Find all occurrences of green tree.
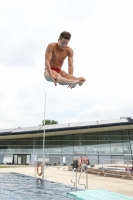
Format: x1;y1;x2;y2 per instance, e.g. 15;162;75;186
40;119;58;126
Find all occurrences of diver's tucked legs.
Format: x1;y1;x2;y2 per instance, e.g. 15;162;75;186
59;70;86;86
44;70;80;88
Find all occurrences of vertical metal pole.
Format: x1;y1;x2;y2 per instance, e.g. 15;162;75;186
75;170;77;189
61;156;62;166
42;91;46;181
34;139;36;179
86;172;88;189
101;159;103;168
60;156;62;166
35;162;36;179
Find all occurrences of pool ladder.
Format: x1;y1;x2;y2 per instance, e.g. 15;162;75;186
71;168;88;189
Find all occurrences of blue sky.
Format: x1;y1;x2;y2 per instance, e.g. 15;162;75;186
0;0;133;128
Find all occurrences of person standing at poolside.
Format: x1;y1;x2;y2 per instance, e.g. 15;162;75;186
44;31;86;89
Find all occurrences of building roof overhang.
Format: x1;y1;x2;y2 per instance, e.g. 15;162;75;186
0;118;133;139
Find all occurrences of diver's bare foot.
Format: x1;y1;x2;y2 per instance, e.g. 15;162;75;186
79;77;86;86
68;80;80;89
79;80;85;86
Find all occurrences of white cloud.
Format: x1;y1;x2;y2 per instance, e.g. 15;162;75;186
0;0;133;128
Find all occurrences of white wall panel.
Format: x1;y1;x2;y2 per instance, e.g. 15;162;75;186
3;154;13;164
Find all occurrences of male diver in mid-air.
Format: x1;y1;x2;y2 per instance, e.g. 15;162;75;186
44;31;86;89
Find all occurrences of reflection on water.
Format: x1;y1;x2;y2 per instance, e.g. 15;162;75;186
0;172;78;200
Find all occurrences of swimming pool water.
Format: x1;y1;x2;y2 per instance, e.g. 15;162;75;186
0;172;80;200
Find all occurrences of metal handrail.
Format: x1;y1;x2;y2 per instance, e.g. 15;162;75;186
71;168;77;188
78;171;88;189
78;165;88;189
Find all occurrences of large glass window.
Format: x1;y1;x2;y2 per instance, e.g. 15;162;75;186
97;132;110;141
16;146;27;153
98;142;110;154
38;147;43;154
0;139;7;153
5;146;16;153
74;134;85;154
111;142;123;154
0;146;6;153
35;140;42;146
97;132;110;154
110;131;122;141
45;137;50;153
6;140;17;146
121;130;129;141
129;130;133;139
110;131;123;154
129;130;133;141
0;140;7;145
86;143;99;154
27;139;34;146
27;146;33;153
50;136;62;153
34;146;39;153
62;141;73;154
62;135;73;154
128;130;133;154
0;154;4;164
74;141;85;154
86;133;98;154
17;139;28;145
86;133;97;141
35;139;43;153
1;129;133;159
123;142;131;154
130;141;133;156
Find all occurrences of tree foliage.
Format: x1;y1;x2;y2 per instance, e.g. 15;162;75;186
40;119;58;125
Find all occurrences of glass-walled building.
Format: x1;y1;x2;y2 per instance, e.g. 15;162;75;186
0;118;133;165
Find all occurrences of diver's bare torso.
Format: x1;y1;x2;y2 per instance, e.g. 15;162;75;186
49;42;72;71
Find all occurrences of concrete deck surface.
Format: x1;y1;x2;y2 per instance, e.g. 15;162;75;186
0;165;133;198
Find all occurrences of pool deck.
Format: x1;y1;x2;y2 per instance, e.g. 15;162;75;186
0;165;133;198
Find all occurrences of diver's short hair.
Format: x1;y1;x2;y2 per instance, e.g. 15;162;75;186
59;31;71;40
